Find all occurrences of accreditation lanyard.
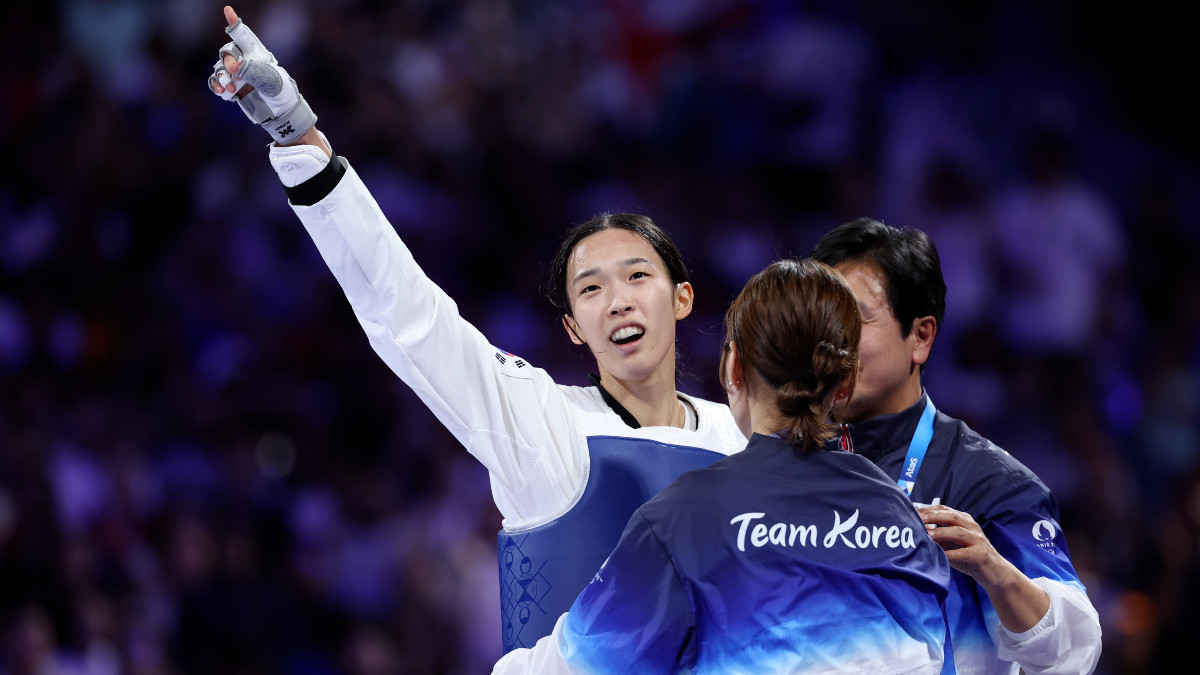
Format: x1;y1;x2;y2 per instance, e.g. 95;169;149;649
897;398;936;499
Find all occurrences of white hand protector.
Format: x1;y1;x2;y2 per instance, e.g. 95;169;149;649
208;18;317;144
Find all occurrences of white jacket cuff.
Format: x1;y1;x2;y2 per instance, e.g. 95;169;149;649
994;577;1102;674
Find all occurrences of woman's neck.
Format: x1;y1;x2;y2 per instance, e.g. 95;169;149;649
599;368;684;428
750;403;790;437
747;394;830;438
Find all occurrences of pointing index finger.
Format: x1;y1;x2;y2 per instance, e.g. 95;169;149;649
223;6;265;55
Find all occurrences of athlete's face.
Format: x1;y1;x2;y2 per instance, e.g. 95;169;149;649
563;229;693;385
834;260;929;422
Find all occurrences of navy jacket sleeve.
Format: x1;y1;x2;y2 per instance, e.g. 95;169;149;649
560;511;696;674
956;452;1084;593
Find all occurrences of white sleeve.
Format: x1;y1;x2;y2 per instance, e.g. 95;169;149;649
492;614;579;675
286;160;582;528
991;577;1102;675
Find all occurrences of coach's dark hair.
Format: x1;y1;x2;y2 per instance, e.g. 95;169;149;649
548;213;691;317
809;218;946;343
720;259;861;453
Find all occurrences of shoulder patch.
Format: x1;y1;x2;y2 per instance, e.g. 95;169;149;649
494;348;532;378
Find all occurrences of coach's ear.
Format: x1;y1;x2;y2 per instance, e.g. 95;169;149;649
909;315;937;370
563;315;586;346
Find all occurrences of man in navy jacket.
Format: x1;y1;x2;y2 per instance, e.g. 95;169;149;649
811;218;1102;674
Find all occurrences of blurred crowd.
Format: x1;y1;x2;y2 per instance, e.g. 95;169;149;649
1;0;1198;673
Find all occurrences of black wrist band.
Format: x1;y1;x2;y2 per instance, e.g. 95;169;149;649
284;155;347;206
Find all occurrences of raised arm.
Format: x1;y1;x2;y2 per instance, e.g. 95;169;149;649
205;7;582;529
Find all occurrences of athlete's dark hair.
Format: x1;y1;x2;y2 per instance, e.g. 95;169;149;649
720;259;861;453
809;218;946;342
547;213;691;317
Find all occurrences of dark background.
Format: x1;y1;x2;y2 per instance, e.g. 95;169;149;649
1;1;1197;673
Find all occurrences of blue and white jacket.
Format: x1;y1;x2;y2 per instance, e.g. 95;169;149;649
495;434;954;674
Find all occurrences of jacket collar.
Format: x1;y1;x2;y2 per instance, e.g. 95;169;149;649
846;391;929;462
589;373;641;429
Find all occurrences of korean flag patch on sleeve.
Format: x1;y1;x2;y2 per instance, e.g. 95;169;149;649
494;348;532;378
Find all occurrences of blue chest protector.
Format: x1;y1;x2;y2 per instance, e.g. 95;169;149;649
497;435;724;653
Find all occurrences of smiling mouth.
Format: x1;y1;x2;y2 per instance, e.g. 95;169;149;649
611;326;645;345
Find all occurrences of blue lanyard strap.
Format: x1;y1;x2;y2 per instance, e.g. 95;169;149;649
897;398;936;498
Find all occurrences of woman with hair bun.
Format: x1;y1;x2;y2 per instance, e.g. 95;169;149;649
495;259;954;674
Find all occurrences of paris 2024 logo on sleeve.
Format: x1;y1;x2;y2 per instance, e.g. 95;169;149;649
1032;519;1058;553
